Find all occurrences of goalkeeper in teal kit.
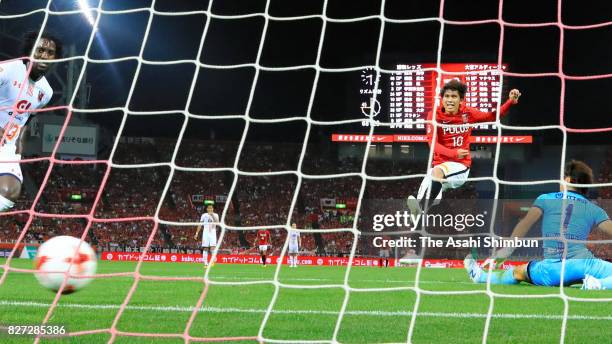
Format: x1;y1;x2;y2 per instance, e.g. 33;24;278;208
464;160;612;290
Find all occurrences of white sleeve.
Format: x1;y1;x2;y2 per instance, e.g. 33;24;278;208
0;63;12;87
0;64;13;128
0;113;10;128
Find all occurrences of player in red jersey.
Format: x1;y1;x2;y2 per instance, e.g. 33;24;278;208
254;228;271;267
407;79;521;213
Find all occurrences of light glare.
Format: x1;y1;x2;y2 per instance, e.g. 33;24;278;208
77;0;95;25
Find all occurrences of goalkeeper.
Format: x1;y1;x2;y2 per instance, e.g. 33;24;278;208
464;160;612;290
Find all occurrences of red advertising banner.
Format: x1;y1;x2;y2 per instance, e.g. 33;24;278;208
332;134;532;144
0;243;40;249
331;134;395;143
101;252;398;267
101;252;526;269
471;136;533;144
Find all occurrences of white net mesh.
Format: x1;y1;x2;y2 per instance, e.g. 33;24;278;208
0;0;610;342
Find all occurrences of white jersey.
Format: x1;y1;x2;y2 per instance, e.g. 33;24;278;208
288;230;300;246
0;61;52;154
199;212;219;236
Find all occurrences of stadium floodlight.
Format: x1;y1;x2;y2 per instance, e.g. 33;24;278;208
77;0;95;26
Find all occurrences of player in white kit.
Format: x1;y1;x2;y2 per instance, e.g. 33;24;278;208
194;205;219;267
287;223;301;268
0;32;61;212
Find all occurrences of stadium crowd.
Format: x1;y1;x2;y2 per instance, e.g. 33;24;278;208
0;140;610;261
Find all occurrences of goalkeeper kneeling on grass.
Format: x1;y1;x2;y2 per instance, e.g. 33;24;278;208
464;160;612;290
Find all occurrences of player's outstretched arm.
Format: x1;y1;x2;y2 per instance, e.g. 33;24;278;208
596;220;612;237
471;89;521;123
510;206;541;238
495;206;542;259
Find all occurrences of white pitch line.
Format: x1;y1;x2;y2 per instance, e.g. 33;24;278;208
147;274;476;285
209;275;473;284
0;300;610;321
25;272;473;285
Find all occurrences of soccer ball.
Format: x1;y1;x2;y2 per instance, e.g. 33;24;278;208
34;236;97;293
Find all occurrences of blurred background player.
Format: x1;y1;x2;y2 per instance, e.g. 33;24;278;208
407;80;521;214
0;31;61;212
464;160;612;289
255;228;271;267
399;249;421;267
287;223;301;268
194;204;219;268
379;236;390;267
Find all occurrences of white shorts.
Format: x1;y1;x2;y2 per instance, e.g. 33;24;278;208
258;245;268;252
0;152;22;183
418;162;470;200
288;244;299;254
379;249;390;258
202;232;217;247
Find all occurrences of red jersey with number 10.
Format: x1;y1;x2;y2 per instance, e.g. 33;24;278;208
426;100;513;168
257;230;271;245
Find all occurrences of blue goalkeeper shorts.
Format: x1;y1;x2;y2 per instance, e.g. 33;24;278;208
527;258;612;287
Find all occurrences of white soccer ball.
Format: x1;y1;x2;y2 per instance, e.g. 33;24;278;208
34;236;97;293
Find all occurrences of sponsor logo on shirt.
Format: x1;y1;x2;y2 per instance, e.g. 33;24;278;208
15;100;32;114
442;125;470;135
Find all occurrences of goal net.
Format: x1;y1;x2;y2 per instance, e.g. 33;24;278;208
0;0;610;342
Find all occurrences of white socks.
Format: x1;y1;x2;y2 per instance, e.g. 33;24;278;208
203;250;208;265
0;194;14;212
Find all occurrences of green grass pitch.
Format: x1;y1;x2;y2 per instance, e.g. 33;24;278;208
0;258;610;343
